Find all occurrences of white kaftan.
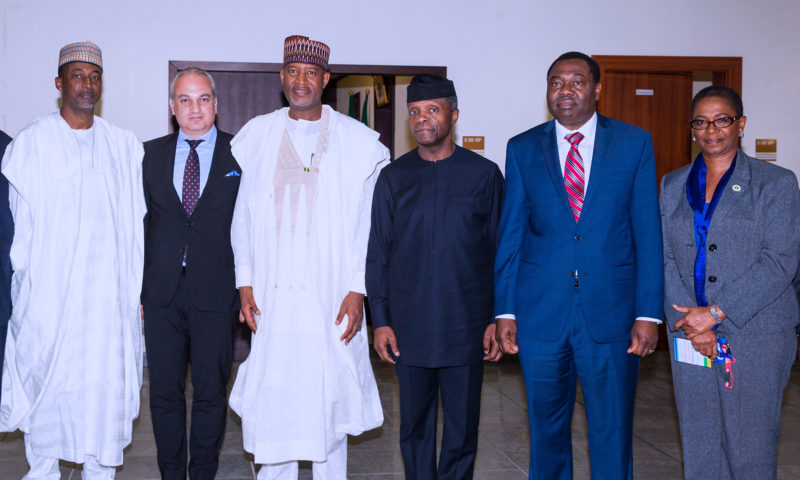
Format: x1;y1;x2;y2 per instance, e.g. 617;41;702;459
229;106;387;464
0;113;145;467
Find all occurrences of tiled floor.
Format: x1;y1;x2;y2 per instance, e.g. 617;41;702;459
2;350;800;479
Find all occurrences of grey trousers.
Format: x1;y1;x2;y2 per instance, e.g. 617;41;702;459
669;327;796;480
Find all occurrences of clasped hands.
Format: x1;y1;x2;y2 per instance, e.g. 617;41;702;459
672;304;723;359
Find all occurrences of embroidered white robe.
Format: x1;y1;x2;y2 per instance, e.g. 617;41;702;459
0;113;145;466
229;106;387;464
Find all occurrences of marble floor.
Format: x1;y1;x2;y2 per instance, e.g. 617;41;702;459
2;350;800;479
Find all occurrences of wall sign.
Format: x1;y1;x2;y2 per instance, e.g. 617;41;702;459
463;136;485;156
755;139;777;161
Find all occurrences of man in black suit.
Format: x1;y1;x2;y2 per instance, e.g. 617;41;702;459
142;67;241;480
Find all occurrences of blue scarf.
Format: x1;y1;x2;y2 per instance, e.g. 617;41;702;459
685;153;736;307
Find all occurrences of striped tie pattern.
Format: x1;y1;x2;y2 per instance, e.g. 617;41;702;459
564;132;585;222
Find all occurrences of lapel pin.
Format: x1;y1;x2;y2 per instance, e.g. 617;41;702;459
732;184;741;192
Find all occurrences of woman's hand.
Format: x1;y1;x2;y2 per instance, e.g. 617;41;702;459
691;330;718;360
673;304;722;339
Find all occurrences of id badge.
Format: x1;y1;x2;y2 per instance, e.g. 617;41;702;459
673;337;713;367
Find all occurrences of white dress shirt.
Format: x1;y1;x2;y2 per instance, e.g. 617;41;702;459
173;125;217;197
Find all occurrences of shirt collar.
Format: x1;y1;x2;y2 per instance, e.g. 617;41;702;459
555;112;597;146
177;125;217;146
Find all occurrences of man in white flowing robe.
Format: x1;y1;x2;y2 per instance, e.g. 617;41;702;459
229;35;387;479
0;41;145;479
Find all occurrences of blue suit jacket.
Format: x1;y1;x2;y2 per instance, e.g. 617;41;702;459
494;114;664;343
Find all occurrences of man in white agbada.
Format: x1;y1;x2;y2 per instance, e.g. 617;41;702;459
0;41;145;479
229;35;386;479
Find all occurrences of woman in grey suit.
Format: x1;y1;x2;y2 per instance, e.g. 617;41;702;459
661;86;800;479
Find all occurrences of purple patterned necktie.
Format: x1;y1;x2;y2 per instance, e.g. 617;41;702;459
182;139;203;264
182;139;203;216
564;132;585;222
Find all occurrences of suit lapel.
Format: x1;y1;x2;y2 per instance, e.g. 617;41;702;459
193;133;231;214
580;114;610;222
541;121;573;219
163;134;185;214
710;151;751;225
669;169;696;249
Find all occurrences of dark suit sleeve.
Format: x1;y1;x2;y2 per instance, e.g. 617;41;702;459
365;172;393;329
794;272;800;335
494;141;527;318
630;132;664;320
142;149;151;243
140;144;152;303
487;165;505;323
488;165;505;249
714;172;800;328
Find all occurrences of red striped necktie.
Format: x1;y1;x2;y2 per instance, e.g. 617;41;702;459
564;132;585;222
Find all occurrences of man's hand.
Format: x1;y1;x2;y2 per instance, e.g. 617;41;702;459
140;304;144;320
336;291;364;345
673;304;720;339
691;330;718;359
239;286;260;333
373;326;399;364
495;318;519;355
627;320;658;357
483;324;502;361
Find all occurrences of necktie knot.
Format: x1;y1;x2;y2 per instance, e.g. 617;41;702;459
186;139;203;150
566;132;584;146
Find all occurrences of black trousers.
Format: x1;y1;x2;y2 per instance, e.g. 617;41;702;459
144;273;235;480
395;362;484;480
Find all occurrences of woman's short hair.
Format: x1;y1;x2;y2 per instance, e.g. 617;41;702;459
691;85;743;117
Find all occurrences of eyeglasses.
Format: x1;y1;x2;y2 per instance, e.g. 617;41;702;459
689;115;741;130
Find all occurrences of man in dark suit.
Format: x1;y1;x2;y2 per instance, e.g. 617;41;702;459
493;52;664;479
367;75;504;479
0;130;12;406
142;67;241;480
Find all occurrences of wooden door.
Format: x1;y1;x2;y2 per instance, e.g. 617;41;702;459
594;55;742;187
600;71;693;185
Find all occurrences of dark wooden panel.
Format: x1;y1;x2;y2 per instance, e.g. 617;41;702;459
170;61;446;77
213;71;284;135
376;75;396;159
169;61;447;134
